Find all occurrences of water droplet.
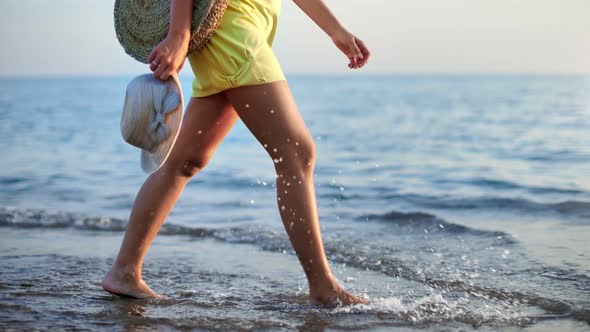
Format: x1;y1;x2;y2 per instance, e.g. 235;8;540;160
245;103;250;108
274;158;279;163
281;205;285;210
339;187;344;191
197;130;202;134
264;144;268;148
250;199;255;204
273;148;277;152
270;109;275;114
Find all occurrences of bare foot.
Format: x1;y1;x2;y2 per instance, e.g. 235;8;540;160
102;268;163;299
309;278;368;307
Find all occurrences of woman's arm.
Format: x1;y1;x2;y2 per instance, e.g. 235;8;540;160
291;0;370;69
148;0;194;80
168;0;194;39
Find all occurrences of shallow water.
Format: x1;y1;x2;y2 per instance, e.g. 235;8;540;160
1;74;589;330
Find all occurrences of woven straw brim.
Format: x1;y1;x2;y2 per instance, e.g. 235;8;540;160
114;0;228;64
188;0;229;54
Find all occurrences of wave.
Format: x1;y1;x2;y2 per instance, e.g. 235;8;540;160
355;210;512;239
380;193;590;220
0;205;586;324
0;206;512;241
442;177;587;196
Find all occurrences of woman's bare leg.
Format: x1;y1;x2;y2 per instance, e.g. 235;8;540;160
102;92;239;298
223;80;367;306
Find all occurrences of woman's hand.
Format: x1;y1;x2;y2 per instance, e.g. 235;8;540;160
330;28;370;69
147;32;190;81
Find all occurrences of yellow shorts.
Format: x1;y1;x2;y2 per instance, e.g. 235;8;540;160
187;0;286;98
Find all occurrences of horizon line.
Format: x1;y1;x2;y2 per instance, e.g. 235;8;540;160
1;71;589;80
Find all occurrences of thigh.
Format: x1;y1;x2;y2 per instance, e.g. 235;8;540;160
222;80;315;160
163;92;239;167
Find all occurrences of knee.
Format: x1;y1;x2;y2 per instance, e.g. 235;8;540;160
296;139;316;171
164;155;210;178
269;137;316;174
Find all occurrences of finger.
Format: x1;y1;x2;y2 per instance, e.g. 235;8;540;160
348;52;357;67
347;53;358;68
349;42;363;68
159;66;174;81
357;38;370;59
150;62;159;72
353;53;363;69
355;39;371;67
149;54;163;72
153;62;170;81
351;39;367;69
349;55;360;69
147;49;160;65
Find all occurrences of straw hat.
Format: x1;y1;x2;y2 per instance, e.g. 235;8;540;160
121;72;184;174
114;0;229;63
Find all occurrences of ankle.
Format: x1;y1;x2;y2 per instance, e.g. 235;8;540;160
108;262;142;283
308;273;340;294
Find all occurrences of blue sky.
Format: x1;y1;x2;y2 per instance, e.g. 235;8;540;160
1;0;589;77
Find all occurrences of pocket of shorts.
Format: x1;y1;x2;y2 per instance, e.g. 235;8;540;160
244;48;267;83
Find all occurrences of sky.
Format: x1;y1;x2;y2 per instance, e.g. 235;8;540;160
0;0;589;77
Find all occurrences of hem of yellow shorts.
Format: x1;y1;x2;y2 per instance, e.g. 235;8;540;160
190;76;287;98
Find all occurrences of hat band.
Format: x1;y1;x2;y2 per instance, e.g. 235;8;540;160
145;90;182;152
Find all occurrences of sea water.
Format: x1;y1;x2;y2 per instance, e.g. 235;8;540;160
1;74;589;331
